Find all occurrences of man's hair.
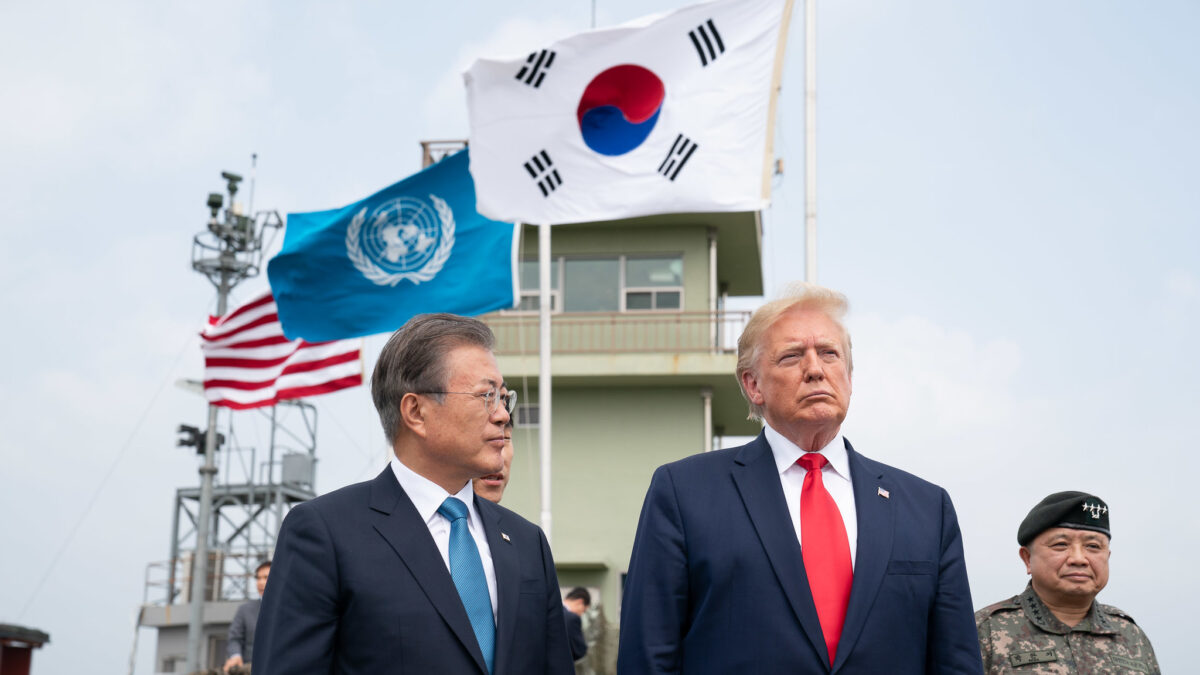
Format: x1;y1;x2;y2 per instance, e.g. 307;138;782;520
736;282;852;421
565;586;591;606
255;559;272;574
371;313;496;444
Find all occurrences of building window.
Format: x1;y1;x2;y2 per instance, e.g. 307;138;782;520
564;258;621;311
511;254;682;313
514;404;539;427
517;260;561;312
623;257;683;311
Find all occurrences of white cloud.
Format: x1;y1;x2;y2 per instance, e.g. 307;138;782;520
1164;268;1199;303
845;312;1025;445
0;2;261;161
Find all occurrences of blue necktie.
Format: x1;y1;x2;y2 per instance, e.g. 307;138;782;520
438;497;495;673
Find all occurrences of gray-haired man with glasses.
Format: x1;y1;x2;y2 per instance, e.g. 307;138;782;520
255;313;574;674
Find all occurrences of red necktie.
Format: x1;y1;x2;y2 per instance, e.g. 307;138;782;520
797;452;853;665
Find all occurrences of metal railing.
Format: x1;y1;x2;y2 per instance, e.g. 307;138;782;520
141;551;268;607
484;310;750;355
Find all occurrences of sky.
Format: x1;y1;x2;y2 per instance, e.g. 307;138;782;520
1;0;1197;672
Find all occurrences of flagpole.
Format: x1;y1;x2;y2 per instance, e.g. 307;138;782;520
537;222;553;543
804;0;817;283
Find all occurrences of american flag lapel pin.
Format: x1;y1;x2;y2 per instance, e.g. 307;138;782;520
877;487;890;499
501;532;511;542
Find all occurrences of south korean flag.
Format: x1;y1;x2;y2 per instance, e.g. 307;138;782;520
465;0;789;225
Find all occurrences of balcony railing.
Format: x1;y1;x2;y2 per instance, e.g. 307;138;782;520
140;550;268;607
485;310;750;355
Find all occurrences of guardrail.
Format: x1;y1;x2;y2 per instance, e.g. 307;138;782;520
141;551;268;606
485;310;750;355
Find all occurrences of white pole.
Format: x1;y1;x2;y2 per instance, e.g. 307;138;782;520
804;0;817;284
701;387;713;452
186;279;229;674
537;222;553;543
707;227;718;351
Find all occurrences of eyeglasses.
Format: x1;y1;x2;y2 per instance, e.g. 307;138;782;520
417;386;517;416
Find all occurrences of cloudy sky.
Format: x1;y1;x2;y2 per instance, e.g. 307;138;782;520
1;1;1196;672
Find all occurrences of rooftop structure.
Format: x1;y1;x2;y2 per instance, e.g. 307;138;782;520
0;623;50;675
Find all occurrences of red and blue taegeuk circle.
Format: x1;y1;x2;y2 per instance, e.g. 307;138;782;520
576;65;665;156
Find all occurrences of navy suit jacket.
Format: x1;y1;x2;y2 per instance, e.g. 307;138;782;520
254;468;574;674
565;609;587;661
617;435;983;674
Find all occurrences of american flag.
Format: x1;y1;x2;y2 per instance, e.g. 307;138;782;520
201;291;362;410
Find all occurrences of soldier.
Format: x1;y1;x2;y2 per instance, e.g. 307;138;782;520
975;491;1160;674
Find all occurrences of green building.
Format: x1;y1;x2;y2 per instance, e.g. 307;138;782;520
482;211;764;672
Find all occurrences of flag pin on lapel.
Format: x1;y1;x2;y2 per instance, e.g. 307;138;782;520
878;487;890;499
501;532;511;542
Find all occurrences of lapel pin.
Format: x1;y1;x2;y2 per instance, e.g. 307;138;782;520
501;532;511;542
877;487;890;499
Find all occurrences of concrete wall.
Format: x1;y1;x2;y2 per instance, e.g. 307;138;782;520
144;604;238;674
151;623;229;673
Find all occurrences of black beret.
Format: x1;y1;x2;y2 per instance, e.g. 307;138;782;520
1017;491;1110;546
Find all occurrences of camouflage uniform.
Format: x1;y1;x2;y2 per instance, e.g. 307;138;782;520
975;583;1159;674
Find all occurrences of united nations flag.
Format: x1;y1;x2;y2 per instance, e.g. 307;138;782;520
268;150;519;341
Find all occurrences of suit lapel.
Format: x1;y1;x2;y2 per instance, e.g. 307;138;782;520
367;469;488;674
477;497;518;675
832;439;893;672
731;433;831;667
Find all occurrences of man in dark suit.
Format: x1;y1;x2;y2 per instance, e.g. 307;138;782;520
223;559;269;673
618;284;982;674
254;313;574;674
563;587;591;662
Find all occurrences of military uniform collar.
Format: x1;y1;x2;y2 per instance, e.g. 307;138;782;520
1019;582;1118;635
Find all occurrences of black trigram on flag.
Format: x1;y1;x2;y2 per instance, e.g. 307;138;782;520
524;150;562;196
515;49;556;88
688;19;725;67
658;134;698;181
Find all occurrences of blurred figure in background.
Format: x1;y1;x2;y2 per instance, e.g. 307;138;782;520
563;587;590;662
224;559;269;674
473;417;514;503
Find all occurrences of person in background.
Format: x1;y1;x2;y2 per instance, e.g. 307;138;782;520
975;491;1160;674
224;559;269;674
472;422;588;663
562;587;590;662
473;418;514;503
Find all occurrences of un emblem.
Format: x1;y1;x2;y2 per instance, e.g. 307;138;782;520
346;195;455;286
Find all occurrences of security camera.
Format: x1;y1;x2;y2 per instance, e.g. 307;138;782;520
207;192;224;219
222;171;243;200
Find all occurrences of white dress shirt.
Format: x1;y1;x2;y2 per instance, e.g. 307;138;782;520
390;456;499;619
764;424;858;568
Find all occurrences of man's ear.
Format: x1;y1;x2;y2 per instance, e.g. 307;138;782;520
399;392;429;439
1018;546;1032;574
740;370;764;406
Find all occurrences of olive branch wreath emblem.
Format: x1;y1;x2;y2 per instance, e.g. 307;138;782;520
345;195;455;286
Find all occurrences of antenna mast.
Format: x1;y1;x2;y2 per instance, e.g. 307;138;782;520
184;170;282;674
